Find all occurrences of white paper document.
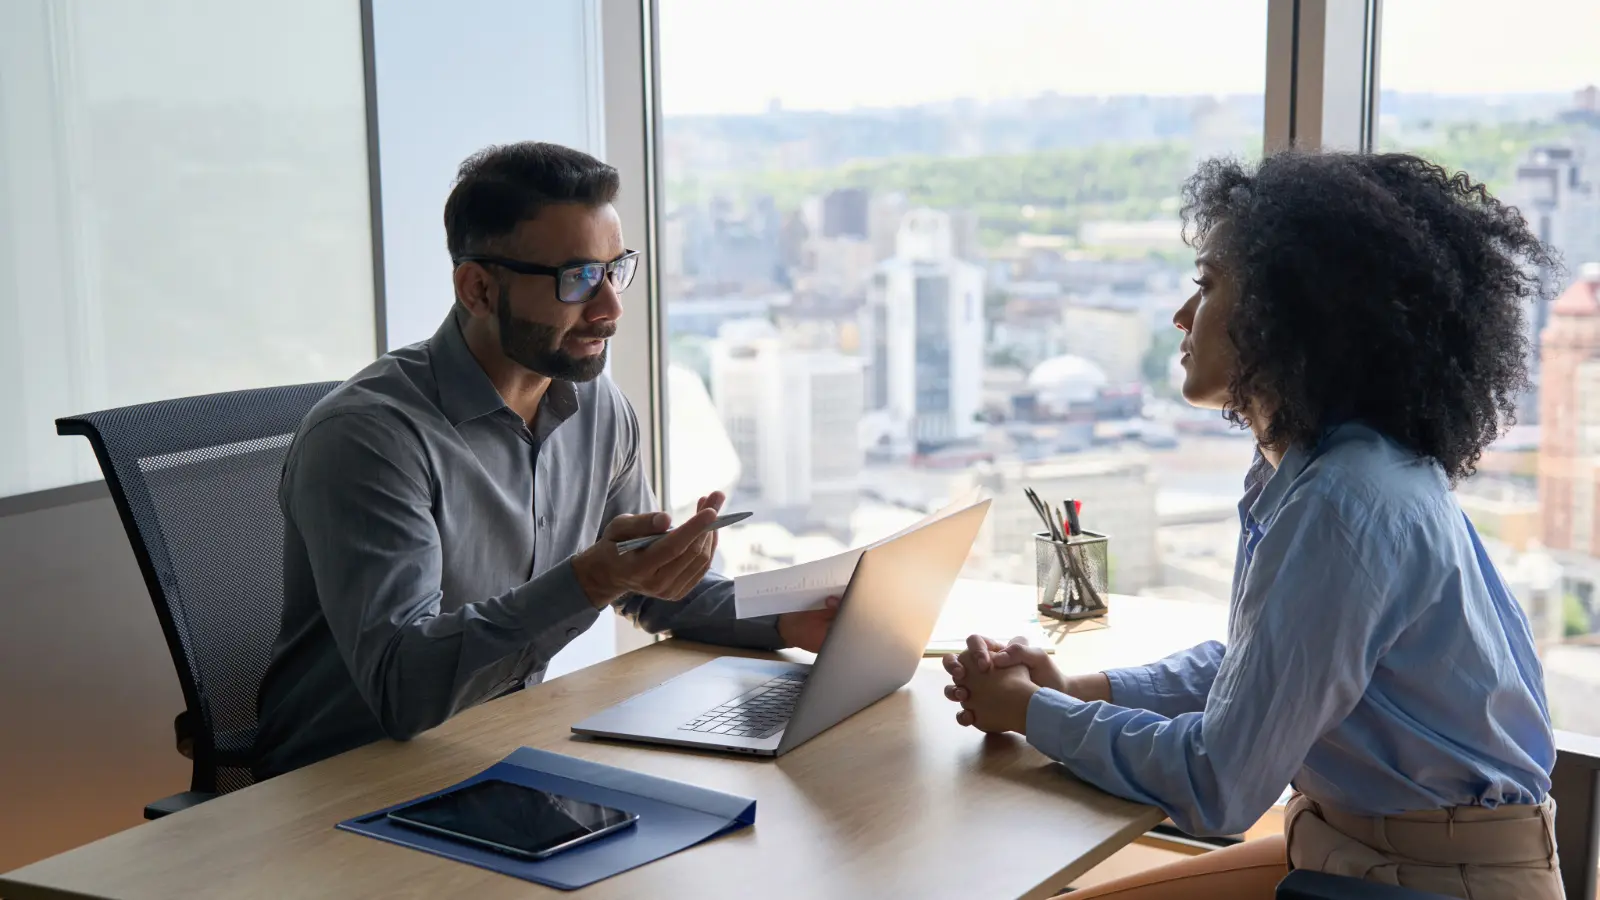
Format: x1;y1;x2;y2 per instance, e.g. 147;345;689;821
733;492;984;619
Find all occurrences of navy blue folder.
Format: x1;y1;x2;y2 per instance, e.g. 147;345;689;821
337;747;757;890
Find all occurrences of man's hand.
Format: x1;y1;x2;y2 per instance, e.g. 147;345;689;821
949;644;1040;735
572;492;726;608
777;596;840;652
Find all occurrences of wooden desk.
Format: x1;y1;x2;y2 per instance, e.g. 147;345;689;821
0;590;1226;900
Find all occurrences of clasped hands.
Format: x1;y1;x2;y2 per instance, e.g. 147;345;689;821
941;634;1066;735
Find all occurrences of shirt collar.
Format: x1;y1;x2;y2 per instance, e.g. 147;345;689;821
1247;441;1315;527
1245;422;1361;526
429;312;582;428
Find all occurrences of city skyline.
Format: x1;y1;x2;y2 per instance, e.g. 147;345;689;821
661;0;1600;116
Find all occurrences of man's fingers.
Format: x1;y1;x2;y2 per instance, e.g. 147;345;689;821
655;546;714;599
944;685;969;702
956;709;975;728
603;511;671;541
661;558;711;600
636;506;717;564
697;491;726;513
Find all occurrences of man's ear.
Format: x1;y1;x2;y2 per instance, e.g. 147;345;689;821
452;262;498;319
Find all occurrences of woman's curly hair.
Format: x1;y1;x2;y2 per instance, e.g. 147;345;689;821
1181;151;1557;483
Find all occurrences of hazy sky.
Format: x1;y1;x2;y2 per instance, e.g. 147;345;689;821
659;0;1600;115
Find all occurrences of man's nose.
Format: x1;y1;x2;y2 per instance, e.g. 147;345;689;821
585;280;623;322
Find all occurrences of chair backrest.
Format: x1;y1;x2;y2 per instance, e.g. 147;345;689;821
57;382;339;794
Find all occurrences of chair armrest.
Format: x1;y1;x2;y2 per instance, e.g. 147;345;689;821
1276;871;1450;899
144;791;218;820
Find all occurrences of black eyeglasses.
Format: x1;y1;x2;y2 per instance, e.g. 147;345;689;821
454;250;640;304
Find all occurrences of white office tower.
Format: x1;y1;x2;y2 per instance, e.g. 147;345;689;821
665;364;741;522
710;322;864;529
863;209;985;455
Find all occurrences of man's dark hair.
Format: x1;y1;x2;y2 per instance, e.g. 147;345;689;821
443;142;620;260
1181;151;1556;483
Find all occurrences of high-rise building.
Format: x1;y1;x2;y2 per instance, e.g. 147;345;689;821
682;195;784;288
820;188;870;239
1511;137;1600;422
867;192;909;262
710;325;865;529
863;209;985;453
1538;264;1600;555
801;235;877;297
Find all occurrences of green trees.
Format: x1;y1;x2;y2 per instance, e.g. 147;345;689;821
667;120;1569;247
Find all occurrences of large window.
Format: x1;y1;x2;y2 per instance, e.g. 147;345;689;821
659;0;1266;596
1379;0;1600;733
0;0;378;497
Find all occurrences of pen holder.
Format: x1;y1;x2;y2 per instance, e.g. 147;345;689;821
1035;531;1109;621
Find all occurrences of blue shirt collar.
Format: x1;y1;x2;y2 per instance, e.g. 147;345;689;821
1243;422;1365;528
1248;440;1318;527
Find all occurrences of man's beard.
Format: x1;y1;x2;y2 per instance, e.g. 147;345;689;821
496;287;612;382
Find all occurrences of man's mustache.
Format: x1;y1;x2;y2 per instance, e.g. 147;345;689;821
567;325;618;341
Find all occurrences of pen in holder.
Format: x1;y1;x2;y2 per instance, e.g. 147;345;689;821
1035;530;1109;621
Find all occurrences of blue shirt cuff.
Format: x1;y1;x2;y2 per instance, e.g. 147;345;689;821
1026;687;1087;760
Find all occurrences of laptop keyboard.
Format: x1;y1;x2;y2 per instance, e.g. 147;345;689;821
679;671;808;740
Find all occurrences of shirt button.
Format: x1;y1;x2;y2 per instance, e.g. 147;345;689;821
566;627;581;638
538;516;547;529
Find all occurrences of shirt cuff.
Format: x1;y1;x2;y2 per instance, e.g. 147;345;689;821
505;560;605;663
1025;687;1087;761
1103;664;1161;710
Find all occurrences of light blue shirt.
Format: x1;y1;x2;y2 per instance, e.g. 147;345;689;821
1024;423;1556;836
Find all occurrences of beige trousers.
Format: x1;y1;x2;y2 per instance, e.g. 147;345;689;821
1064;794;1564;900
1284;792;1564;899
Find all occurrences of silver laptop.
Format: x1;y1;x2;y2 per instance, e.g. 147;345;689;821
571;500;990;757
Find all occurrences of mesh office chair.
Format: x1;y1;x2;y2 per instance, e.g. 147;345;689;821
57;382;339;819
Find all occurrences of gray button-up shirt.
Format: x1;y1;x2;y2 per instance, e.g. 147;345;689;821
254;313;781;778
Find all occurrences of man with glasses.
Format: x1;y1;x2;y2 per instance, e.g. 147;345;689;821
253;142;837;778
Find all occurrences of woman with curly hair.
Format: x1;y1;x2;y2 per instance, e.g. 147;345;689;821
943;152;1562;899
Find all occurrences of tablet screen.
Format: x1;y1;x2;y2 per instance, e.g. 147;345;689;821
389;779;635;856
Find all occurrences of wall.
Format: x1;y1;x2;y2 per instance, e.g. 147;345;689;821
0;0;375;870
0;488;189;871
0;0;634;870
0;0;617;870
